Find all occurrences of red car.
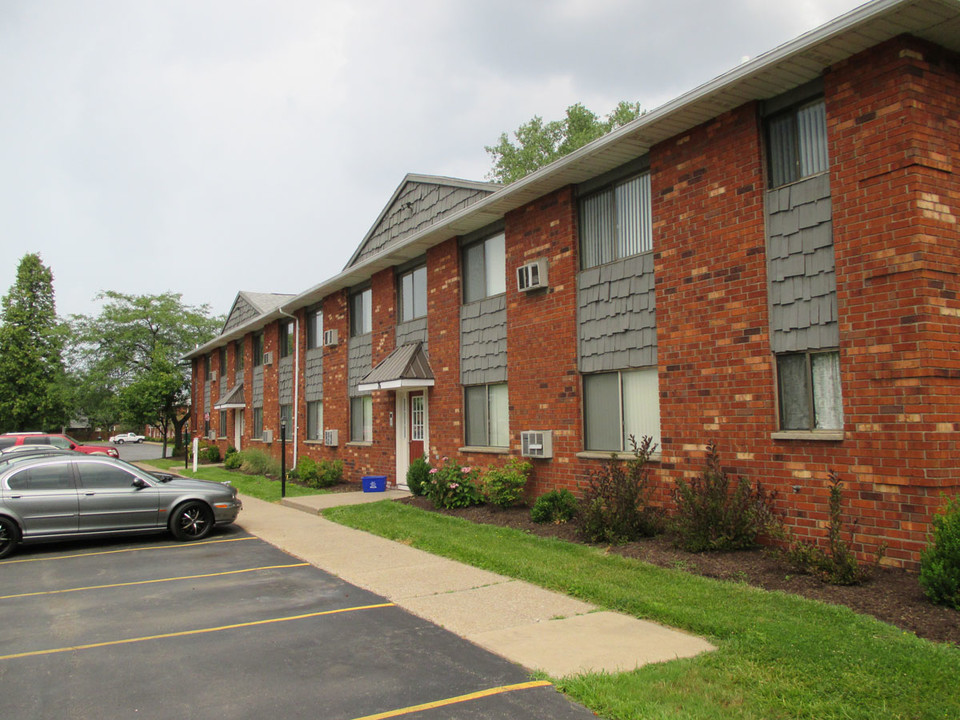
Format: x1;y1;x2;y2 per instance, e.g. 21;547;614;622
0;432;120;458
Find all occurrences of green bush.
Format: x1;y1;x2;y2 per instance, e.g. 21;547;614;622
223;451;243;470
531;489;578;524
317;459;344;488
407;456;431;496
294;456;319;484
423;457;482;509
203;445;221;463
482;458;532;508
919;495;960;608
239;448;281;478
783;471;883;585
577;436;662;544
672;442;776;552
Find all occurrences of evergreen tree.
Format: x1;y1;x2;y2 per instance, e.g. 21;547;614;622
0;254;68;431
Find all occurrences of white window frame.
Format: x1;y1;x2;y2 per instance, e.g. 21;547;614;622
350;396;373;442
306;400;323;441
464;383;509;448
462;232;506;304
350;288;372;337
766;97;829;189
306;309;323;350
580;172;652;270
776;350;843;431
399;264;428;323
583;368;660;452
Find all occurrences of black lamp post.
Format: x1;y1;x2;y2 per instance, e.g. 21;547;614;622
280;417;287;498
184;426;190;471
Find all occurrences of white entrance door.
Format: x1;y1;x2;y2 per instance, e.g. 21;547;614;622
235;409;244;451
395;390;428;489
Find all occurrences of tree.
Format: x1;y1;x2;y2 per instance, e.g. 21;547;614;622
0;254;68;432
69;292;222;458
485;101;643;185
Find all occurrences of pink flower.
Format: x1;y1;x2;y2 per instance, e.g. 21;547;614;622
450;483;459;489
461;467;472;473
429;468;438;474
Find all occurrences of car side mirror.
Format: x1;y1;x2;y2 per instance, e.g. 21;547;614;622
132;478;150;489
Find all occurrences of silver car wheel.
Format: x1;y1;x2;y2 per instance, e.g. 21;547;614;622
171;501;213;541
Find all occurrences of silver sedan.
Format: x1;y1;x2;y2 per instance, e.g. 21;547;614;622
0;454;242;559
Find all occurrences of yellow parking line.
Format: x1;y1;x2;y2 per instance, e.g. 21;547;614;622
0;602;396;661
0;536;256;564
0;563;310;600
349;680;554;720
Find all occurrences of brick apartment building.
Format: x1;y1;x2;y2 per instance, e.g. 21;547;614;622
187;0;960;568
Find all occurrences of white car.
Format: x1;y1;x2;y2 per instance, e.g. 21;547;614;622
109;432;145;444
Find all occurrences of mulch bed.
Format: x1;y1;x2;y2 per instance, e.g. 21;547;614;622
397;495;959;646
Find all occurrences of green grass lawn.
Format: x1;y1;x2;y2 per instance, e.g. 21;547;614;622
324;501;960;720
143;458;327;502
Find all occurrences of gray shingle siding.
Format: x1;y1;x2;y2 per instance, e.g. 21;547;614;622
352;184;493;266
767;173;838;353
460;296;507;385
235;368;243;386
219;372;227;396
578;254;657;373
252;367;264;408
304;348;323;402
223;296;256;333
278;356;293;405
396;317;429;352
348;334;373;396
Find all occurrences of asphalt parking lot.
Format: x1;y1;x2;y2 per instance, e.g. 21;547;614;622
0;527;595;720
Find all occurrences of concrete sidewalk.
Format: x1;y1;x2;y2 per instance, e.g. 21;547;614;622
235;489;714;678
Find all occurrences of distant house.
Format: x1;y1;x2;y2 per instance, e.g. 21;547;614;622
186;0;960;569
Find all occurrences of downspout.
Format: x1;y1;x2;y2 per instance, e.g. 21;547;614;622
279;307;299;467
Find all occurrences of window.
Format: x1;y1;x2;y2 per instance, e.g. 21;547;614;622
777;351;843;431
306;309;323;349
204;418;211;437
278;320;294;359
580;172;652;269
583;368;660;452
76;463;136;490
399;265;428;322
767;98;828;188
204;354;213;381
350;288;372;336
252;407;263;437
219;410;227;437
234;339;244;372
306;401;323;441
219;346;227;376
253;334;264;367
350;396;372;442
279;404;293;437
8;463;74;490
462;232;506;303
464;383;508;447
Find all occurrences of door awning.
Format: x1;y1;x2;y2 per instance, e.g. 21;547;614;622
214;383;247;410
357;342;435;393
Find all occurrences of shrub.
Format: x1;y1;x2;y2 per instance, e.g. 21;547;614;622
239;448;281;478
919;495;960;608
203;445;221;463
482;458;532;508
531;489;578;524
226;445;237;457
577;436;662;544
423;457;482;509
407;456;431;496
672;442;776;552
317;459;344;488
223;451;243;470
783;471;883;585
294;456;319;485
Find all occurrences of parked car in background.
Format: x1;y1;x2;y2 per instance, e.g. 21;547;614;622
0;454;242;558
0;432;120;458
0;445;77;469
109;432;145;444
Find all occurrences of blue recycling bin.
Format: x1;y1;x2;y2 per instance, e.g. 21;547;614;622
362;475;387;492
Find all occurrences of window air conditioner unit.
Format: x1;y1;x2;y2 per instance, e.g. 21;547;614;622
517;259;548;292
323;329;339;347
520;430;553;459
261;429;273;443
208;431;217;441
262;351;274;366
209;370;217;382
324;429;338;447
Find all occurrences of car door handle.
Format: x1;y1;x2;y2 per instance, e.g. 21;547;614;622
84;492;95;496
9;494;21;499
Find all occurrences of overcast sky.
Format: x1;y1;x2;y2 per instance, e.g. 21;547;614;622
1;0;867;321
